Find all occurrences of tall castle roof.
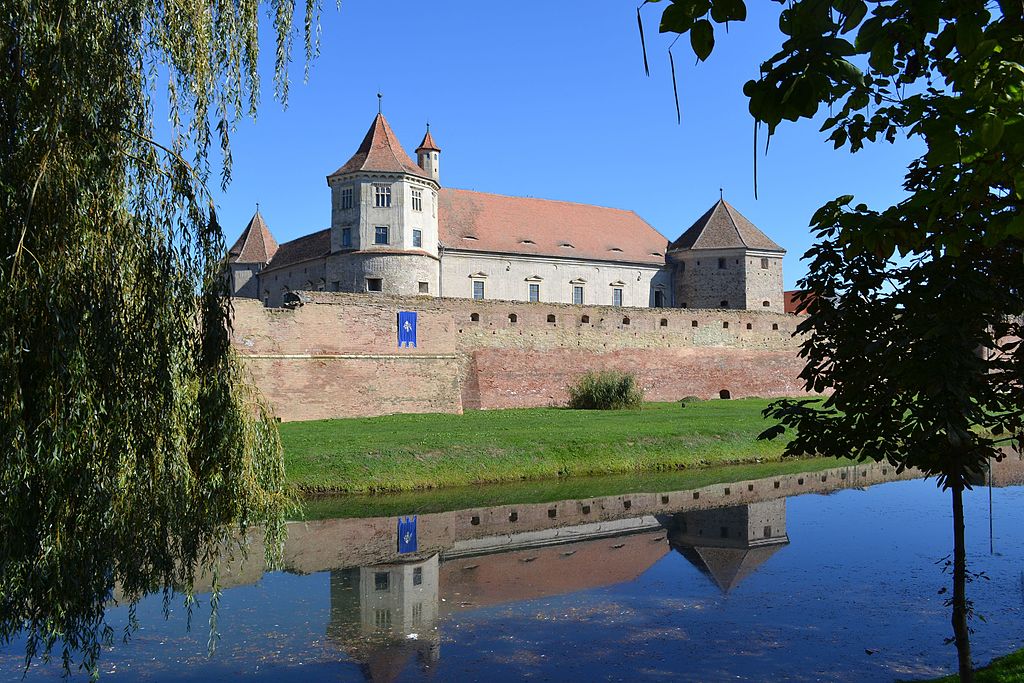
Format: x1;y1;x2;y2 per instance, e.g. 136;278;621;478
439;188;668;266
329;113;433;181
669;199;784;253
228;209;278;264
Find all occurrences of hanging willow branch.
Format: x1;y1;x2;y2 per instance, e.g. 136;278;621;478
1;0;320;675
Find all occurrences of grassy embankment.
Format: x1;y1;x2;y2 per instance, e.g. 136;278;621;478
280;398;822;494
916;649;1024;682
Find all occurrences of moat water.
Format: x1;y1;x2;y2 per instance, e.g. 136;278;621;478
4;460;1024;682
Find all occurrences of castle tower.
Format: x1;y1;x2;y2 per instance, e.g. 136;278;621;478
325;111;441;297
415;125;440;183
666;198;785;311
226;208;278;301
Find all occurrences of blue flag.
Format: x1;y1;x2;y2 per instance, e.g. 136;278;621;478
398;311;417;348
397;516;418;553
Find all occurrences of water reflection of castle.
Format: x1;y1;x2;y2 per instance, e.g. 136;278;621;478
325;499;790;681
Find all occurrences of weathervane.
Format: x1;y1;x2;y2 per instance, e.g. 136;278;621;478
377;92;382;114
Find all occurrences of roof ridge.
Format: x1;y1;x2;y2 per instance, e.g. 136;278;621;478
720;200;750;249
445;187;637;215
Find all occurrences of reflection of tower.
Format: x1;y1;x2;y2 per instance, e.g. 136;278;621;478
666;500;789;593
327;555;440;682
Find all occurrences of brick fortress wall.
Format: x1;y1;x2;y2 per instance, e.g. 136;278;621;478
232;292;810;421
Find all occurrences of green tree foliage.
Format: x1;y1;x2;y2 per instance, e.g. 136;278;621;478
1;0;319;673
647;0;1023;678
567;371;645;410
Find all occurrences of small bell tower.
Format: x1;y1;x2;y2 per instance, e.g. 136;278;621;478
416;124;441;183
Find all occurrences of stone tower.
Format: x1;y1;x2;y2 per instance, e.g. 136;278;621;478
226;208;278;302
666;199;785;311
325;113;441;296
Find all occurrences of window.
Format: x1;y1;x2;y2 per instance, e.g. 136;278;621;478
654;290;665;307
723;321;729;329
341;227;352;248
660;318;668;327
374;571;390;591
573;286;584;305
470;312;480;322
762;300;770;307
508;313;518;323
529;283;540;302
691;320;698;327
760;257;770;269
418;281;429;294
746;322;752;330
374;226;389;244
366;278;382;292
411;188;422;211
718;257;727;269
720;300;729;308
374;609;391;630
373;184;391;207
412;602;423;627
613;288;623;307
547;314;556;323
622;316;630;325
340;186;353;209
581;315;590;324
764;526;773;537
473;280;485;300
412;229;422;248
772;323;780;331
413;567;423;586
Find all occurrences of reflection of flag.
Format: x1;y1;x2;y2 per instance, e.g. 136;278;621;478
397;516;417;553
398;311;417;348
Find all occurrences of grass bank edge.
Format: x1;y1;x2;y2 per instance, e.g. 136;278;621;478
280;398;816;494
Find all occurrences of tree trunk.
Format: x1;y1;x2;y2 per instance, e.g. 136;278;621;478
952;483;974;682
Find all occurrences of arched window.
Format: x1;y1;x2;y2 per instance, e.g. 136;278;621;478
547;314;556;323
660;318;668;327
622;317;630;326
762;300;770;307
719;389;731;400
746;323;752;330
722;321;729;329
772;323;780;331
508;313;518;323
470;313;480;322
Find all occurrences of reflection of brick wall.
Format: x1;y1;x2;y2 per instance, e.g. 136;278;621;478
232;292;807;420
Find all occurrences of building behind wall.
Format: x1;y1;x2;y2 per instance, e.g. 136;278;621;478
228;110;786;311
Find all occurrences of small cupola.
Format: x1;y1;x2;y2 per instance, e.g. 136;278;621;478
416;124;441;183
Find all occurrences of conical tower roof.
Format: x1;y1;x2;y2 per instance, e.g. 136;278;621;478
330;113;433;180
416;126;440;153
228;209;278;264
670;199;784;253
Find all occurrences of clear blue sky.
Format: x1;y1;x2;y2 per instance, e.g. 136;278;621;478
212;1;922;290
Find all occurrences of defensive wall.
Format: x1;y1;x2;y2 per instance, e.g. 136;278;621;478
231;292;809;421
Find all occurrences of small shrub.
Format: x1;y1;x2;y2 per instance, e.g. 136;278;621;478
679;396;701;408
567;371;644;410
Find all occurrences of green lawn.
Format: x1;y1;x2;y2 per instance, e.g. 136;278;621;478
280;398;802;493
916;649;1024;682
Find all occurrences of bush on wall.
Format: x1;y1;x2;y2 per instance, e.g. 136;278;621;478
567;371;644;410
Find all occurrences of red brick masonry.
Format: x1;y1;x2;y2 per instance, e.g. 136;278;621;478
232;293;809;421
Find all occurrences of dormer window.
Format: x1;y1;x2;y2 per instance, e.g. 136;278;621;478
463;235;478;241
521;239;535;244
650;251;662;257
373;184;391;208
560;243;574;248
609;247;623;253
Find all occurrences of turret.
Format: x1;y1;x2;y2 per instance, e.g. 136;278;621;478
415;125;441;183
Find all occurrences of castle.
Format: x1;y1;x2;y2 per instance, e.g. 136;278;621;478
227;111;786;310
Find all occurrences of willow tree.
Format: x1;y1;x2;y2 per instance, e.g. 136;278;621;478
644;0;1023;679
1;0;319;674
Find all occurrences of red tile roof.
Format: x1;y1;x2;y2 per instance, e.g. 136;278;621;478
784;289;814;315
228;210;278;264
669;199;784;253
328;113;432;181
261;228;331;273
416;127;440;153
439;188;668;265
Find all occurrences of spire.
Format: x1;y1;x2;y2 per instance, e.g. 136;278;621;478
328;112;433;181
416;123;441;153
668;197;784;253
228;208;278;264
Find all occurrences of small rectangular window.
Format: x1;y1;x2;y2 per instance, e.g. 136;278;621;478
529;283;540;302
412;229;422;248
341;227;352;248
340;186;353;209
473;280;485;300
373;184;392;208
366;278;382;292
411;188;422;212
413;567;423;586
374;226;389;245
374;609;391;629
573;286;584;305
412;602;423;626
718;257;727;269
418;281;429;294
374;571;389;591
761;257;769;269
613;288;623;307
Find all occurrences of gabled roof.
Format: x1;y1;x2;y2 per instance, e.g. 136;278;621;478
439;188;669;266
676;543;787;593
228;210;278;264
329;113;432;180
415;127;440;153
669;199;784;253
262;228;331;273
